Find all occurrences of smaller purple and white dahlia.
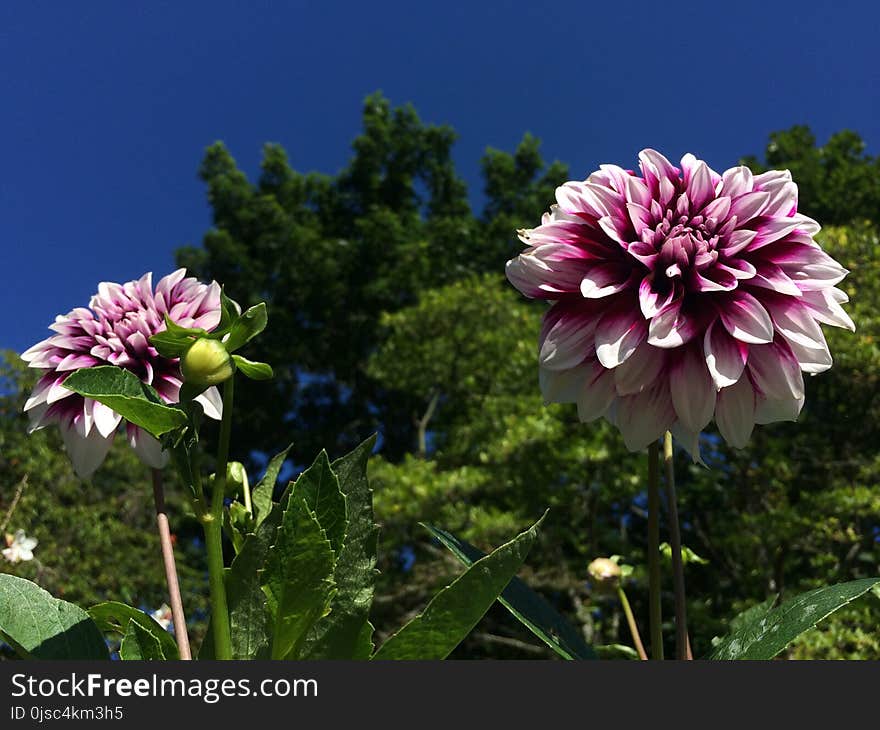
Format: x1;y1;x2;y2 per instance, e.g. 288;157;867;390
506;149;854;458
22;269;223;478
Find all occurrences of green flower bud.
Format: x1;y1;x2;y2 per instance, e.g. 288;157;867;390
180;338;234;387
588;557;622;593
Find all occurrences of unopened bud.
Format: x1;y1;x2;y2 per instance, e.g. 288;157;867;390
588;557;622;593
181;338;234;387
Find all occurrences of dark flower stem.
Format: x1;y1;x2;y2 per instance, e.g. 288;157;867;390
151;469;192;660
202;377;235;660
617;586;648;660
663;431;692;660
646;441;663;659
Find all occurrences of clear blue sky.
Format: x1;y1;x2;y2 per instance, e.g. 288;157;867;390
2;0;878;353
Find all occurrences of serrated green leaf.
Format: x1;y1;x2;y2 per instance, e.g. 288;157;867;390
201;501;285;660
290;450;346;555
709;578;880;660
88;601;179;660
252;444;293;528
423;521;595;660
232;355;273;380
119;620;166;660
0;574;108;660
299;436;378;660
373;515;543;660
62;366;187;438
262;494;337;659
225;303;268;352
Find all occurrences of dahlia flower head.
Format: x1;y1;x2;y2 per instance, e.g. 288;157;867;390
506;149;854;458
22;269;223;478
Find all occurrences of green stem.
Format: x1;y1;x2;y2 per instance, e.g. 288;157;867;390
203;377;235;660
647;440;663;660
617;586;647;660
663;431;691;660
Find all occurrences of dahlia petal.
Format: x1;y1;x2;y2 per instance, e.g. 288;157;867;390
647;299;705;349
92;400;122;438
127;425;170;469
767;298;828;351
799;288;855;331
616;382;675;452
624;174;651;208
720;165;754;199
746;261;802;297
754;394;804;424
539;364;590;404
762;181;798;217
714;375;755;449
692;266;738;292
729;191;770;224
670;345;716;432
785;338;833;374
196;386;224;420
721;229;757;256
594;302;647;368
748;218;806;251
638;275;677;319
626;202;653;235
614;342;665;395
61;419;115;479
576;364;617;422
685;158;715;211
580;263;632;298
670;421;705;466
767;244;848;290
718;291;774;344
47;377;76;404
703;319;748;389
700;196;731;223
747;340;804;400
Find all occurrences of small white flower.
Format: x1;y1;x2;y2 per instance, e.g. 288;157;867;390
150;604;173;632
2;530;38;563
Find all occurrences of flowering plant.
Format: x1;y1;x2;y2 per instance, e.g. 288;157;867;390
0;273;573;661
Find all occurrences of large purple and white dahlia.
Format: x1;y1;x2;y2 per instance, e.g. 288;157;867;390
21;269;223;478
506;149;854;456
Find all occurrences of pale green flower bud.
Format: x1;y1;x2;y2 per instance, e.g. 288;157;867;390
588;557;622;593
181;338;234;387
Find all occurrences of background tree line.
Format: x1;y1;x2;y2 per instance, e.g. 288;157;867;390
2;94;879;658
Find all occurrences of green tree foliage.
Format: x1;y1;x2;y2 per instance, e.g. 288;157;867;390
742;125;880;225
5;94;878;658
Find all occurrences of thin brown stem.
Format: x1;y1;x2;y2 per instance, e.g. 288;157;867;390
617;586;648;660
647;441;663;659
0;475;28;534
151;469;192;660
663;431;691;660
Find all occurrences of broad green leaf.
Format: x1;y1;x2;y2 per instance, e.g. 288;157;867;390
62;366;187;438
299;436;378;660
120;620;166;660
290;450;346;555
202;500;286;660
709;578;880;660
373;516;543;660
88;601;179;660
251;444;293;528
423;521;595;660
232;354;274;380
727;596;778;637
0;574;108;660
225;303;268;353
262;495;337;659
